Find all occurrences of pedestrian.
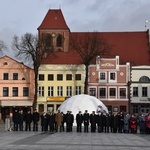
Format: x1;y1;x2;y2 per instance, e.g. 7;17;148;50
41;112;47;132
145;113;150;134
55;110;63;132
5;114;11;131
112;112;118;133
129;114;137;133
123;113;130;133
97;112;103;133
139;113;146;134
18;110;24;131
118;112;124;133
32;109;40;131
48;111;55;132
83;110;90;132
24;110;32;131
76;111;83;132
65;111;73;132
90;111;97;132
12;109;19;131
61;112;65;131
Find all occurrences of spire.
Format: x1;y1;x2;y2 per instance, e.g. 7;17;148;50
38;9;69;30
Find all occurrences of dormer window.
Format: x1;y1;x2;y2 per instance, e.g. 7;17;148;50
57;35;62;47
4;62;8;65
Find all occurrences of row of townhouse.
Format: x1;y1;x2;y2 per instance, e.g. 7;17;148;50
0;9;150;119
1;55;149;119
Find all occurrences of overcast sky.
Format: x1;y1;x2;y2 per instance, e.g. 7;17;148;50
0;0;150;56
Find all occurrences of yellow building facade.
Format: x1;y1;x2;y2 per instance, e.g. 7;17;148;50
37;64;85;113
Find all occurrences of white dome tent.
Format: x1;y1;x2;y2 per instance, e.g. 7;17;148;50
58;94;108;124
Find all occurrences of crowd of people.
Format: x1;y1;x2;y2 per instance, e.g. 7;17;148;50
4;109;150;134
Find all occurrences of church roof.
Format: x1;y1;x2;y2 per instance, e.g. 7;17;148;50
39;9;150;66
38;9;69;30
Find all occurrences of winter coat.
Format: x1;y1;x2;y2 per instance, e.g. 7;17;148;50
32;112;40;122
123;114;130;131
129;117;137;130
139;115;145;130
76;113;83;124
55;113;63;126
145;115;150;129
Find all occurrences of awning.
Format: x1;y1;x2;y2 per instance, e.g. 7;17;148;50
0;100;33;106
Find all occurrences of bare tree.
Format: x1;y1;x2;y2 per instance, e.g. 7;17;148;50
0;40;7;54
12;33;49;109
70;32;112;94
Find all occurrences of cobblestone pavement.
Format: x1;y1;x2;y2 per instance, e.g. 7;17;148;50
0;124;150;150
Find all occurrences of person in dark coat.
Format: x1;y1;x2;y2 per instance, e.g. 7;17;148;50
48;111;55;132
61;112;65;131
70;111;74;132
65;111;73;132
32;109;40;131
12;109;19;131
104;113;110;133
139;113;145;134
97;112;103;133
112;112;118;133
41;112;47;132
18;110;24;131
24;110;32;131
90;111;97;132
76;111;83;132
123;113;130;133
118;112;124;133
83;110;90;132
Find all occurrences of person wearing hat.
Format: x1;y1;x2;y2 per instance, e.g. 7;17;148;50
76;111;83;132
83;110;90;132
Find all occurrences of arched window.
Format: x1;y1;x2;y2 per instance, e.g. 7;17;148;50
139;76;150;82
57;35;62;47
45;34;52;51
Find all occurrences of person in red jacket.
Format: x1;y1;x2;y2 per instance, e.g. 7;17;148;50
129;114;137;133
145;113;150;134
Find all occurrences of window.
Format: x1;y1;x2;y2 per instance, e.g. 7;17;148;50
133;87;138;97
39;74;44;81
39;86;44;97
99;88;106;98
48;74;54;81
13;73;18;80
45;33;52;51
100;72;106;80
75;86;81;95
57;74;63;81
57;86;63;96
3;87;9;97
109;72;116;81
48;86;54;96
66;86;72;97
66;74;72;80
75;74;81;80
23;87;29;96
3;73;9;80
13;87;18;96
139;76;150;82
109;88;116;97
142;87;147;97
119;88;126;99
57;35;62;47
89;88;96;96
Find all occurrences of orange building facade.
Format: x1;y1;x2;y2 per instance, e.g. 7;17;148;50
0;56;34;120
88;56;130;113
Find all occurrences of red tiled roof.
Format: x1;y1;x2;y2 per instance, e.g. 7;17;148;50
42;31;150;65
38;9;69;30
40;9;150;65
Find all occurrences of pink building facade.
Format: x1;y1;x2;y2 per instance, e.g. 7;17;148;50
88;56;130;113
0;56;34;120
